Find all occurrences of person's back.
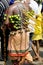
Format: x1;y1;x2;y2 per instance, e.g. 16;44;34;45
4;1;34;64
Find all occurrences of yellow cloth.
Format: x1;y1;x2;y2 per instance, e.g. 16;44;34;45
41;13;43;40
32;13;42;40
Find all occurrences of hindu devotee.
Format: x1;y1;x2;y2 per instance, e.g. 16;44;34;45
4;0;34;65
22;0;43;61
31;0;43;61
3;0;43;65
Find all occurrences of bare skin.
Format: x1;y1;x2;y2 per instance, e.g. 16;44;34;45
32;41;43;61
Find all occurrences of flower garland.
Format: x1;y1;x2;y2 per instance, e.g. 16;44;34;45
4;10;34;30
9;14;21;30
4;14;21;30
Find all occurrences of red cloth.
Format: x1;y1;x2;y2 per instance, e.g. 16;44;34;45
8;52;28;57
